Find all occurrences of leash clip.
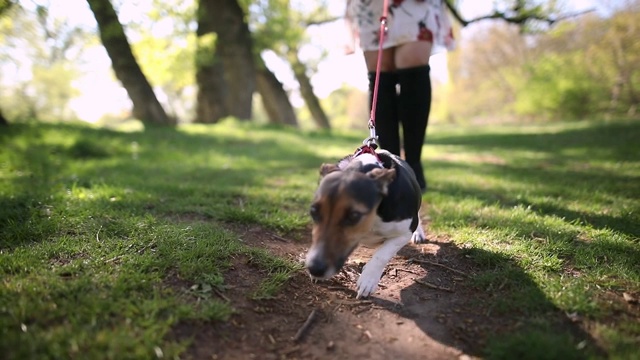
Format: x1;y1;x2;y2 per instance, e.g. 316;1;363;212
362;118;378;149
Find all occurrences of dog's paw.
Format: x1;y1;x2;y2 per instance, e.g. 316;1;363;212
356;265;382;298
356;276;378;299
411;227;427;244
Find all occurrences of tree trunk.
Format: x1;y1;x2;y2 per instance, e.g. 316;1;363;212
195;60;228;123
198;0;255;121
0;108;7;126
289;50;331;130
194;0;228;124
256;57;298;127
86;0;173;126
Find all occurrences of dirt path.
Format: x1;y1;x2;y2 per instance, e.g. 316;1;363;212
168;222;526;360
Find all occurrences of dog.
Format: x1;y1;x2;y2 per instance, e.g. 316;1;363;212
305;149;426;298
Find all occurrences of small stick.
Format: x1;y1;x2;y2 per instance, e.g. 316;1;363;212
137;243;154;254
105;255;123;263
413;278;454;292
270;233;291;242
213;287;231;303
292;309;318;343
96;225;103;243
327;286;351;291
336;299;372;306
395;268;422;276
408;258;469;277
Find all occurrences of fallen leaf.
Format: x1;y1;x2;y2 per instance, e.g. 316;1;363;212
622;292;638;304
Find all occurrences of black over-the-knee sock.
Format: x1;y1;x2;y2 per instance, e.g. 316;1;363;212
368;71;400;155
397;65;431;191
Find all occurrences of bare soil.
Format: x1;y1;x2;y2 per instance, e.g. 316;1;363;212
167;222;607;360
167;223;481;360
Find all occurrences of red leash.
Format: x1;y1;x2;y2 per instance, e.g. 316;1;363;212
356;0;389;159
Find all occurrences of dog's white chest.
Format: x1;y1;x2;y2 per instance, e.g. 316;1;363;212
360;216;413;247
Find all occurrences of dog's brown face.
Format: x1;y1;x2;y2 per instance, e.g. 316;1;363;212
305;163;396;279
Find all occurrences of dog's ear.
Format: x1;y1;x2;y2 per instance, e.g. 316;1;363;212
319;163;340;177
367;168;396;195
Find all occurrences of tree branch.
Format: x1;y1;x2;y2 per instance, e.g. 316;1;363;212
444;0;595;28
444;0;470;27
304;15;342;27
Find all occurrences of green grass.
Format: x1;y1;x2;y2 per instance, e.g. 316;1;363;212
1;118;639;359
427;120;640;358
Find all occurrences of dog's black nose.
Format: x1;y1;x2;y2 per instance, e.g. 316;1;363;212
306;257;328;278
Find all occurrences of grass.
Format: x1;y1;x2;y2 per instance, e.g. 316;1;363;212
1;118;639;359
427;120;640;358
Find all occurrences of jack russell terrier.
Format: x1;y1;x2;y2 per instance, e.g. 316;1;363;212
305;149;426;298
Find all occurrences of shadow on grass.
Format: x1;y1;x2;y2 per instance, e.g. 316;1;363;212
0;123;329;250
430;121;640;163
0;125;70;249
375;243;605;359
428;121;640;239
432;165;640;239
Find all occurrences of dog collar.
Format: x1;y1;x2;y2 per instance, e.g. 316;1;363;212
353;145;383;166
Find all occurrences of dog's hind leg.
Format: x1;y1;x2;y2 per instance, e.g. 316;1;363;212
411;216;426;244
356;234;410;298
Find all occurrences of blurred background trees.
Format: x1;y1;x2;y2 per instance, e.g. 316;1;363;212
443;0;639;122
0;0;637;129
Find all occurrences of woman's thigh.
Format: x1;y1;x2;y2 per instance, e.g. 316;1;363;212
394;41;433;69
363;48;395;72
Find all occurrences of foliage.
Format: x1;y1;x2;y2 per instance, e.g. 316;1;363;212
132;31;198;120
0;2;90;122
127;0;333;124
130;0;198;120
444;4;640;123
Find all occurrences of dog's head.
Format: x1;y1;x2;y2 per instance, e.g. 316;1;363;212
305;161;396;279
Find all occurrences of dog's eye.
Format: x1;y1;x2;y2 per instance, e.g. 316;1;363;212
344;210;362;225
309;204;321;222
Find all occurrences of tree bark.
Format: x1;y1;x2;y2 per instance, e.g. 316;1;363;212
195;59;228;123
86;0;173;126
0;108;7;126
198;0;255;121
289;49;331;130
256;57;298;127
194;0;228;124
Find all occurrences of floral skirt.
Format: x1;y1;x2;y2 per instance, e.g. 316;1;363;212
348;0;455;53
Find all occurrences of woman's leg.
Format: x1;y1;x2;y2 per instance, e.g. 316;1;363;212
394;42;432;191
363;49;401;155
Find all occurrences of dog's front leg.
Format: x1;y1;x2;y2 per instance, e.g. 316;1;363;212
411;217;427;244
356;234;410;298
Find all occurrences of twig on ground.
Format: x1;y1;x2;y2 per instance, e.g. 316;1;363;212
105;255;123;263
413;278;454;292
395;268;422;276
292;309;318;343
353;306;371;315
213;287;231;303
96;225;103;243
336;299;372;306
327;286;351;292
408;258;469;277
136;241;156;254
270;233;291;242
